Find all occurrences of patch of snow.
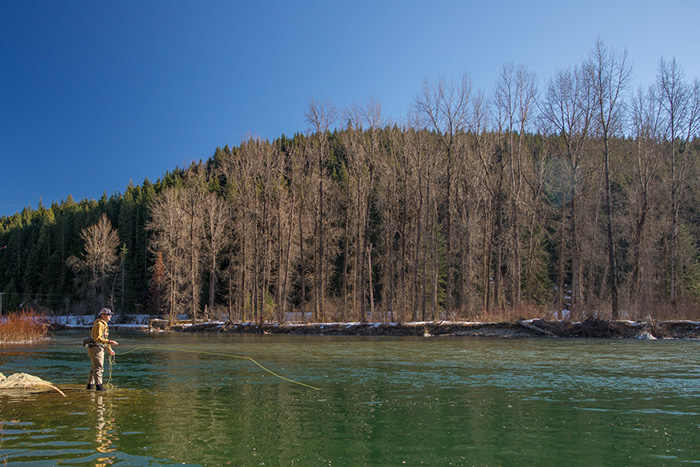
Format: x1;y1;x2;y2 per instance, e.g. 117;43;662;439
46;314;153;328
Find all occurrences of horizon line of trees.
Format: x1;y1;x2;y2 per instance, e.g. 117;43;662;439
1;39;699;323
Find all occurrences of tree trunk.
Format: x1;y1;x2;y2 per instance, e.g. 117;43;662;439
603;135;619;319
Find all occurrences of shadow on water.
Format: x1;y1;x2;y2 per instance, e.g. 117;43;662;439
2;331;700;465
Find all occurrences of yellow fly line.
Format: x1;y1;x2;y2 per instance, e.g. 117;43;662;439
105;345;321;391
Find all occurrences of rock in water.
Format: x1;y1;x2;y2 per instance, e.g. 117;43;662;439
634;330;657;340
0;372;66;396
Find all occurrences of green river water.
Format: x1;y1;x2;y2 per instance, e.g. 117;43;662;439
1;331;700;466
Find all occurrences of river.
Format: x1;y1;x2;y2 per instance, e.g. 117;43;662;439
1;331;700;465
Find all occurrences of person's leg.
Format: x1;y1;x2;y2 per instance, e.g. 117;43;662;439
95;348;105;390
88;347;105;390
87;347;97;389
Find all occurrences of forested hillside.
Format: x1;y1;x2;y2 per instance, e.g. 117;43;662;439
2;42;699;323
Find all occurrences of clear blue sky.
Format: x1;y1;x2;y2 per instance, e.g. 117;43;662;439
2;0;699;217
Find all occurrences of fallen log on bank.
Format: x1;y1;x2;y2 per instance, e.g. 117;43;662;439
516;320;557;336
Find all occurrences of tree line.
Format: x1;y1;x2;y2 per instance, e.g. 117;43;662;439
1;39;699;323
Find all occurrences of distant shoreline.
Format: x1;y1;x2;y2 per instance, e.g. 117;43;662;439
48;317;700;339
162;319;700;339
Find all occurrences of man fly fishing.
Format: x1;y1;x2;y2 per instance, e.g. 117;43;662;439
85;308;118;391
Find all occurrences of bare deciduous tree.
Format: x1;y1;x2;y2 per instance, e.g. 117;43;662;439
586;38;632;319
67;213;120;310
344;98;384;322
203;189;229;313
540;65;593;318
656;57;700;305
147;187;187;324
494;63;537;311
627;85;664;315
305;98;337;322
414;74;471;315
180;167;207;322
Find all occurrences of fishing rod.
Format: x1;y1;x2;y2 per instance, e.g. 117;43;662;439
105;344;321;391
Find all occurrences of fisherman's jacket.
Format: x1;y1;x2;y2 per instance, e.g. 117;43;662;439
85;318;111;350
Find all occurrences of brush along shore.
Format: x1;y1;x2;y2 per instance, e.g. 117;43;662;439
145;318;700;339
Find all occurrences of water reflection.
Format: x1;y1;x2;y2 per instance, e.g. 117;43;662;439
92;392;116;465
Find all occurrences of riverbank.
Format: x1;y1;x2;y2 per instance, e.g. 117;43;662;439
148;317;700;339
44;315;700;339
